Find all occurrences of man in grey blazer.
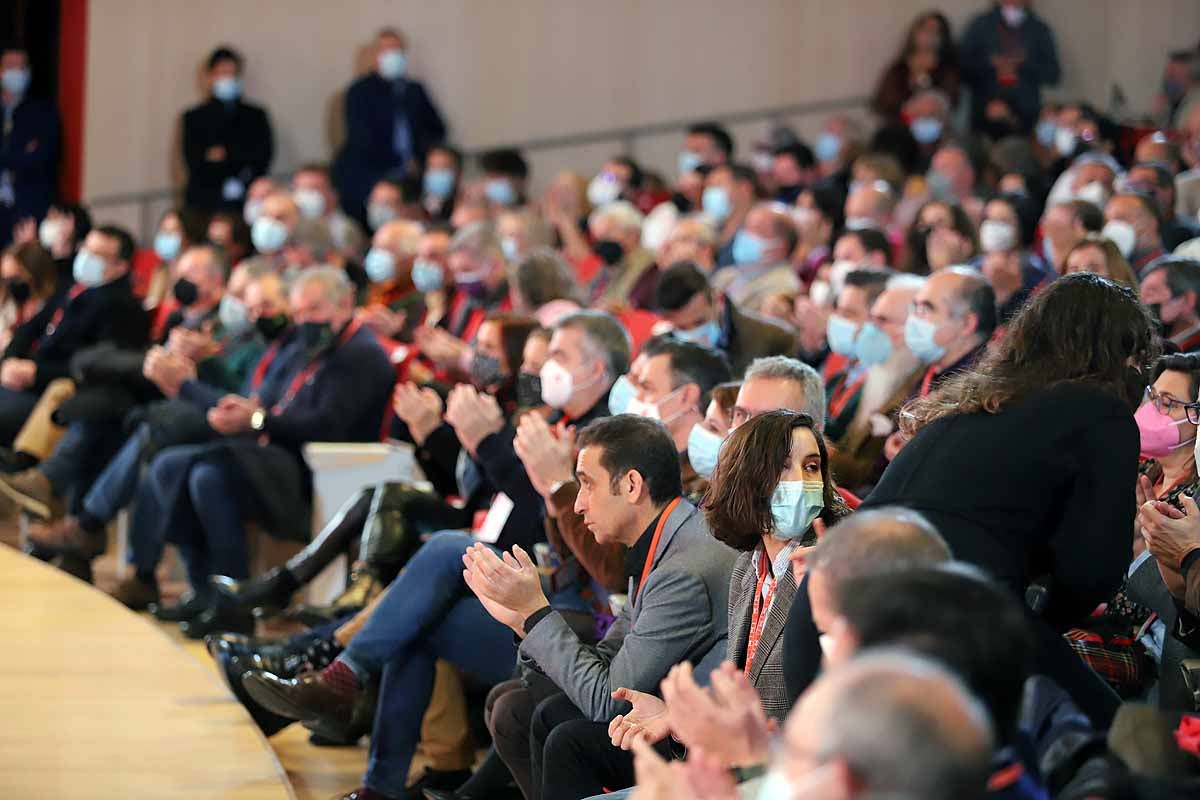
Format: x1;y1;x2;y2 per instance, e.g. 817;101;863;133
463;414;737;800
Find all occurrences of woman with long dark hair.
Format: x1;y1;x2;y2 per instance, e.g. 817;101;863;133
865;272;1159;726
871;10;961;122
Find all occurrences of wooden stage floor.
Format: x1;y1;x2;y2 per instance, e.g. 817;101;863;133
0;525;370;799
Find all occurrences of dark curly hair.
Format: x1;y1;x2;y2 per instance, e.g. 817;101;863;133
703;410;848;551
900;272;1160;435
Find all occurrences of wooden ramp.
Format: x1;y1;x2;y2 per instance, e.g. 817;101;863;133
0;545;296;799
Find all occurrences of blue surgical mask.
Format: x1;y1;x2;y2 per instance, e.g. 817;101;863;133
73;250;107;287
678;150;703;175
608;373;635;415
377;48;408;80
702;186;732;222
854;321;893;366
673;319;722;348
825;314;860;357
501;236;520;263
218;294;252;337
910;116;944;145
926;169;953;201
423;168;456;199
814;132;842;164
251;216;289;254
412;259;444;293
1;68;30;96
485;179;517;207
293;188;325;220
364;247;397;283
1035;119;1057;147
731;230;769;265
905;315;945;362
367;202;397;231
212;76;241;102
154;231;182;262
688;425;725;479
770;480;825;540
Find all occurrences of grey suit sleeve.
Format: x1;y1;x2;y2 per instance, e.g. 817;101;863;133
519;567;715;721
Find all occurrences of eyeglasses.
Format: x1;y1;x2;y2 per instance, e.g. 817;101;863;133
1145;386;1200;424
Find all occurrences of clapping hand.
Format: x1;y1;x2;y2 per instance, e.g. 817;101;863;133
461;542;549;636
143;345;198;398
514;413;576;501
609;688;670;749
661;661;775;768
444;384;505;454
393;381;444;445
1140;494;1200;598
416;326;470;371
0;358;36;391
207;394;259;435
358;305;406;339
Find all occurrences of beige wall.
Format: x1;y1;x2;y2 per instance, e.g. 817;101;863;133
82;0;1200;235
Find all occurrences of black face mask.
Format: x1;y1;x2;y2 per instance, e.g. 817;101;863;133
516;371;542;407
6;279;31;305
298;320;335;351
469;352;505;389
593;239;625;266
173;278;199;306
255;313;290;341
775;184;804;205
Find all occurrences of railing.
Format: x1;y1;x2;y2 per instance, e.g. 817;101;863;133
85;94;868;241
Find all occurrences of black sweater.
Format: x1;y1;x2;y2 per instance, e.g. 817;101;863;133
863;381;1138;627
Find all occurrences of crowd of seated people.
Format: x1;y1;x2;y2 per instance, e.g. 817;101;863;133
6;5;1200;799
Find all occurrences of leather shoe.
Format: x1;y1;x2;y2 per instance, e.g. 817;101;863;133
149;591;209;622
0;468;64;520
179;604;255;639
28;515;105;559
241;668;359;732
209;637;293;737
211;567;299;613
109;575;160;610
50;551;93;583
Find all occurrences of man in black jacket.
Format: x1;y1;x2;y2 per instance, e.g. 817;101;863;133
0;225;146;444
182;46;274;213
333;28;446;225
0;43;60;249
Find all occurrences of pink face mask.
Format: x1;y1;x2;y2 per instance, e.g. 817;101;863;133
1134;402;1195;459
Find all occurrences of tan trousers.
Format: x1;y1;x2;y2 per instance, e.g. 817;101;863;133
13;378;75;460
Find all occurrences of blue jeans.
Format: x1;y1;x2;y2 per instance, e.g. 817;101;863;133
339;530;517;797
147;444;256;595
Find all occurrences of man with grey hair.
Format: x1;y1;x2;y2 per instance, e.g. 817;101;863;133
734;355;825;431
786;506;951;700
587;199;658;310
136;264;394;637
770;650;993;799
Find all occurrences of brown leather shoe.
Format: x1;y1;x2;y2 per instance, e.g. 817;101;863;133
0;468;63;520
240;669;358;731
27;515;105;558
109;575;160;610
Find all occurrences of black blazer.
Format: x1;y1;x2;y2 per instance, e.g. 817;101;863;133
182;98;274;211
863;382;1139;628
333;74;445;219
2;287;68;361
0;96;59;222
28;274;148;392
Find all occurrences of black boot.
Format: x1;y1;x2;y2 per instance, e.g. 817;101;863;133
149;590;210;622
208;485;376;613
357;483;469;576
179;603;255;639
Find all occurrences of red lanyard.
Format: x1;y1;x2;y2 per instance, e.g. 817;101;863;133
44;284;86;335
918;364;939;397
251;318;359;414
636;497;682;600
744;548;778;675
828;371;867;419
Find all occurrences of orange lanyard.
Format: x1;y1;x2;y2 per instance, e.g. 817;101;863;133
635;497;682;599
744;548;777;675
919;364;938;397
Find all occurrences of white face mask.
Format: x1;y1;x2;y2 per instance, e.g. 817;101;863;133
625;385;687;425
38;218;64;250
1075;181;1110;209
979;219;1017;253
1102;220;1137;259
293;188;326;220
540;359;585;409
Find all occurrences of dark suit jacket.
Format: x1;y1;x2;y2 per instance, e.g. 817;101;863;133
333;74;445;219
728;548;796;721
29;274;148;392
182;98;274;211
0;95;59;223
722;301;797;377
173;321;394;541
2;287;67;361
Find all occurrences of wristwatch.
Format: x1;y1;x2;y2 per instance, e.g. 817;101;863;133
249;407;267;432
